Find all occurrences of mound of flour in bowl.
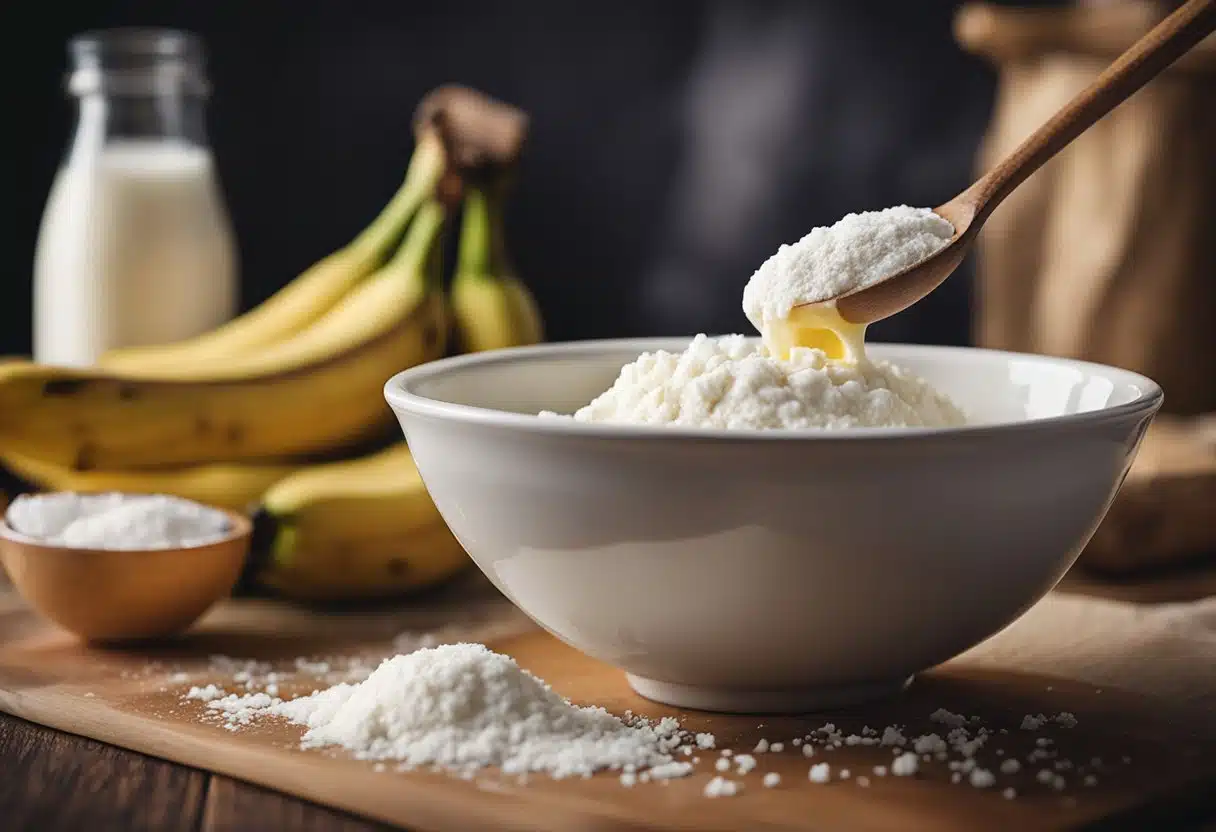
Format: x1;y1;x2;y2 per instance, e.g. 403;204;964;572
5;492;230;550
547;334;964;430
200;642;697;780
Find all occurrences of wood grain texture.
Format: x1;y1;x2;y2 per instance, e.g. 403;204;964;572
201;776;395;832
3;710;1212;832
1060;556;1216;604
0;711;396;832
0;711;206;832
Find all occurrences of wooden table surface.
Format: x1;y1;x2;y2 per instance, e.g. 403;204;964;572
3;563;1215;832
0;711;392;832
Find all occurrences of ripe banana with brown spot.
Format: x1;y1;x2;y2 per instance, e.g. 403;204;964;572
0;201;449;470
248;442;470;601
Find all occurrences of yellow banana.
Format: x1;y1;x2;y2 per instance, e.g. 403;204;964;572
502;272;545;345
450;186;544;353
0;449;299;513
249;442;470;601
98;130;448;372
0;202;449;470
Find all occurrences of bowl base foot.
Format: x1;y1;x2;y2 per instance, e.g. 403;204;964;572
625;673;914;715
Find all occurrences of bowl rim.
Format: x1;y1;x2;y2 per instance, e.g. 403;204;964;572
0;495;252;554
384;338;1164;441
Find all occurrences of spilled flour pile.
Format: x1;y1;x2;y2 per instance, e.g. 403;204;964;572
173;641;1130;801
187;642;698;780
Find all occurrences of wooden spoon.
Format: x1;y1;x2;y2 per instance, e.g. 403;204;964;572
822;0;1216;327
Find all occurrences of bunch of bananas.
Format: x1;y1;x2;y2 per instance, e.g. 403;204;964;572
0;86;543;601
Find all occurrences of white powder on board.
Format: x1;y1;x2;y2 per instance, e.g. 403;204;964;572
703;776;741;797
741;205;954;330
891;752;920;776
547;334;964;430
197;642;701;781
174;645;1120;799
5;492;230;550
930;708;968;727
969;768;996;788
913;733;947;754
184;684;226;702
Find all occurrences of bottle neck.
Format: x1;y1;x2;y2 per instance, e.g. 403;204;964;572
72;90;209;148
64;28;211;157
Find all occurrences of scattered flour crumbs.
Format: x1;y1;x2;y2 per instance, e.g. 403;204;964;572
174;640;1126;802
544;334;964;430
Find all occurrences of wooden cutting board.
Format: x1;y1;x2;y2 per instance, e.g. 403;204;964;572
0;584;1212;832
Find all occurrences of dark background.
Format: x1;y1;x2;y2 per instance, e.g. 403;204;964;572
2;1;1063;357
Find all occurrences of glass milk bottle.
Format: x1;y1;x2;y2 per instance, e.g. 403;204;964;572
33;28;238;367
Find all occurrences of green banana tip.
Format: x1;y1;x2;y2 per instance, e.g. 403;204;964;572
346;129;450;266
456;187;498;278
384;197;448;276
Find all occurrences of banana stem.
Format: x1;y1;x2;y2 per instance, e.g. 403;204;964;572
345;130;447;270
456;187;492;278
386;199;447;283
456;186;512;280
425;223;444;290
485;186;512;278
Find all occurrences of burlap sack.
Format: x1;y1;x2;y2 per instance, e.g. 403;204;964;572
956;1;1216;573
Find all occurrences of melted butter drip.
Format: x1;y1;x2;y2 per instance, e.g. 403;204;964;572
761;302;868;363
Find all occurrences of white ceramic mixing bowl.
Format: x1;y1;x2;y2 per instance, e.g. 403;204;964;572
385;339;1162;714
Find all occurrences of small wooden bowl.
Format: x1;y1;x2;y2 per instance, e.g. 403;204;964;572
0;505;251;643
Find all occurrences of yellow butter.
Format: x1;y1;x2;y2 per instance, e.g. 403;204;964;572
761;302;868;363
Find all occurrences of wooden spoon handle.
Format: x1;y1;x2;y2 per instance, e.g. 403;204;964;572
964;0;1216;220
